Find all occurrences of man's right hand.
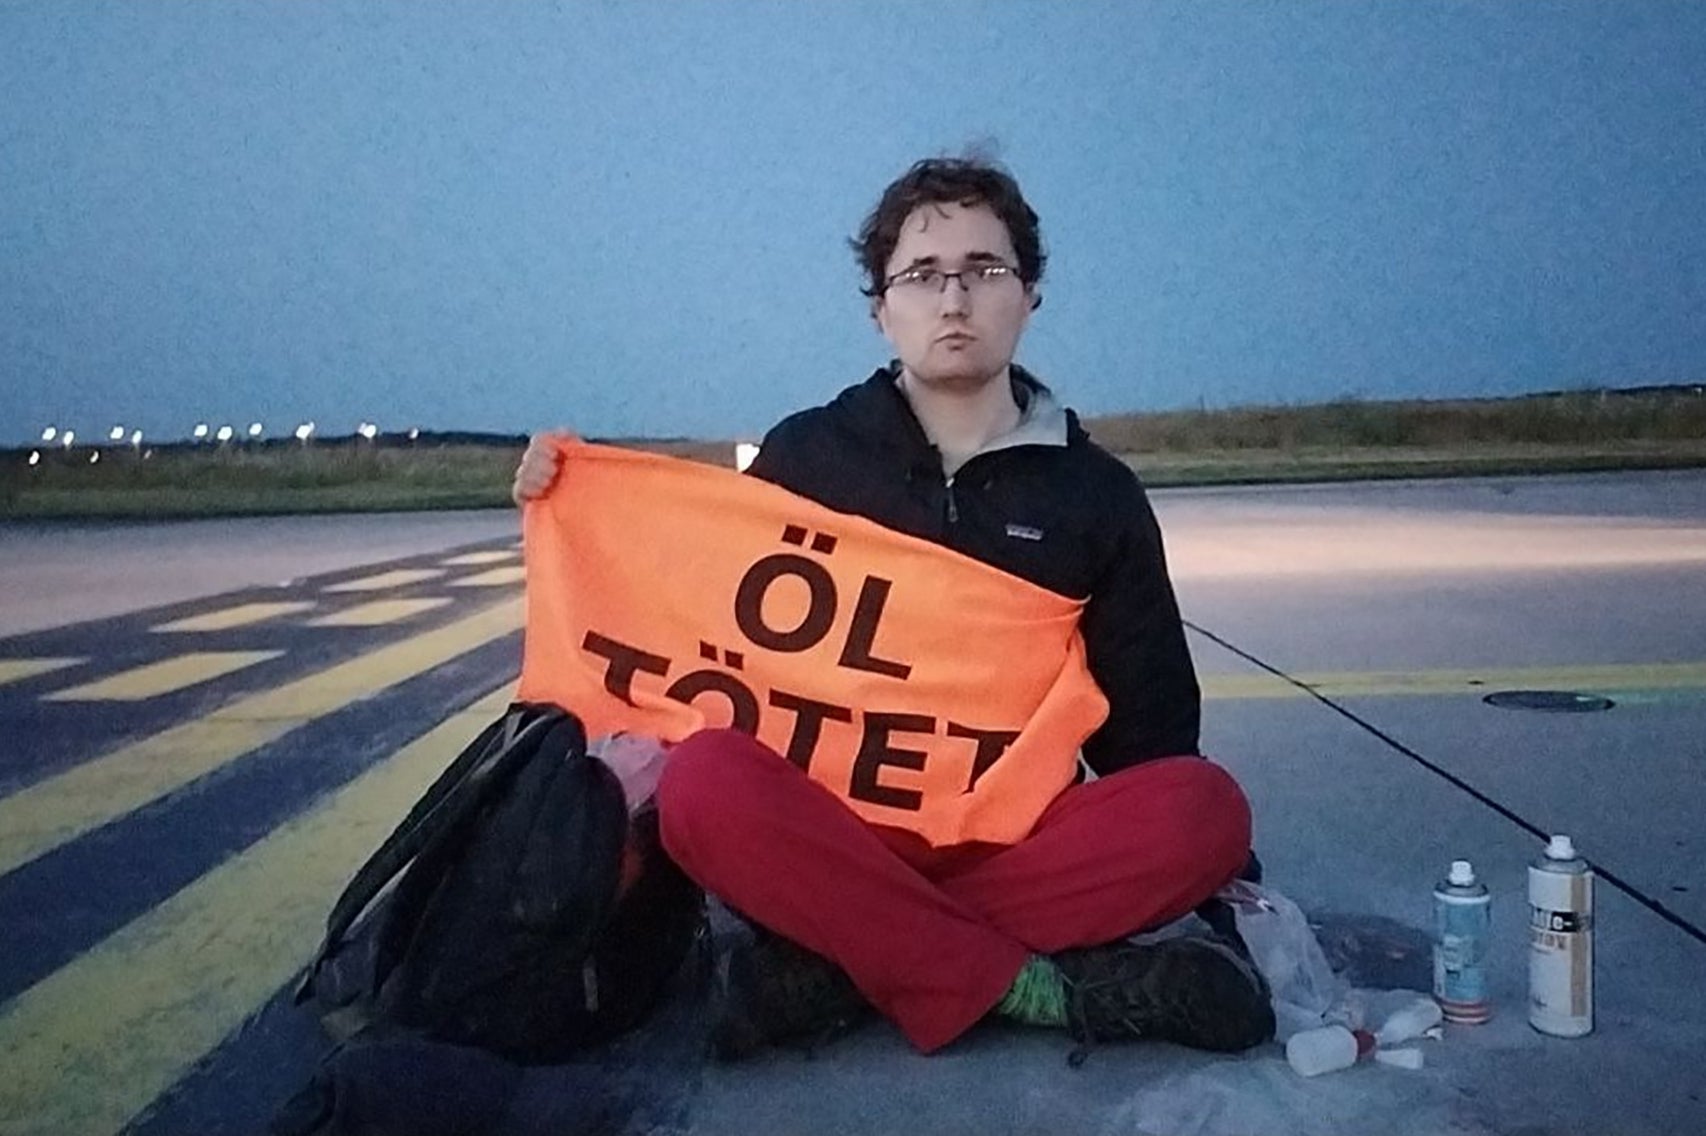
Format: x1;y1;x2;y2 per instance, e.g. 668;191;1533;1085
511;431;576;506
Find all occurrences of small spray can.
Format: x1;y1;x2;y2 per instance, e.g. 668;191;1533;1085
1433;859;1492;1023
1529;834;1594;1037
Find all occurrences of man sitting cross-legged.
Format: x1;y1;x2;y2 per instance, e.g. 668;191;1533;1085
513;156;1274;1059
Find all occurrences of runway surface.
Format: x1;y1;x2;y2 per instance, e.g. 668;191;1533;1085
1;470;1702;1135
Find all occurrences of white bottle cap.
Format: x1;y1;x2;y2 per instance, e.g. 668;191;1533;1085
1545;834;1577;860
1447;859;1475;886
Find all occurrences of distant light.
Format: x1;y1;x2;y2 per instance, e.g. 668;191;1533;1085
90;450;100;464
734;442;761;472
61;430;76;448
407;427;420;441
248;421;264;438
193;423;209;440
216;425;234;442
28;450;41;466
41;426;57;442
295;421;315;441
130;429;143;446
109;425;125;441
358;422;378;440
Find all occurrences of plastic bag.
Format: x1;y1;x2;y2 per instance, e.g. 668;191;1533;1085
1217;880;1349;1041
587;733;670;813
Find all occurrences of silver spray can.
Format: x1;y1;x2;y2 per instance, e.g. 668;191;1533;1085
1528;834;1594;1036
1433;859;1492;1023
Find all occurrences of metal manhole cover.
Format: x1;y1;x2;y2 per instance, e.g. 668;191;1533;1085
1483;690;1615;713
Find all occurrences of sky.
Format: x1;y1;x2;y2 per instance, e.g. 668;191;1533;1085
2;1;1704;447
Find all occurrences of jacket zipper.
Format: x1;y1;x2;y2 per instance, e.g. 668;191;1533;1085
944;476;959;524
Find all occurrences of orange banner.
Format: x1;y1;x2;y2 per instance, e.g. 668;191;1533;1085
517;440;1109;847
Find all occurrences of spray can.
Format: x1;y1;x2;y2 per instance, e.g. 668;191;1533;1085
1529;834;1594;1037
1432;859;1492;1023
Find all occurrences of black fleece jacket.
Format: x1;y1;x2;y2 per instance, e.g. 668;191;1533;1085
746;365;1201;775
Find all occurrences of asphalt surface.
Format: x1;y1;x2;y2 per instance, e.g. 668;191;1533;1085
1;470;1702;1135
0;511;522;638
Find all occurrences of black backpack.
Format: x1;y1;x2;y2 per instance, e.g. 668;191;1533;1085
294;702;704;1064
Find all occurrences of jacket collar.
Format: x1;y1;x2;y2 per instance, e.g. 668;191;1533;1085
835;362;1075;473
987;369;1070;453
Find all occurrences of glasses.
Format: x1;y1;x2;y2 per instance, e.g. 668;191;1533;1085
882;261;1022;297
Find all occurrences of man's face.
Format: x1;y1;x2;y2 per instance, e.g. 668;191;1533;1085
874;201;1035;393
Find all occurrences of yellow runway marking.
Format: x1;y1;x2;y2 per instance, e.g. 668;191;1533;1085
1200;661;1706;700
43;651;283;702
0;598;521;878
306;598;452;627
0;658;84;687
0;685;516;1136
151;601;317;633
323;568;445;593
440;550;517;566
450;565;526;587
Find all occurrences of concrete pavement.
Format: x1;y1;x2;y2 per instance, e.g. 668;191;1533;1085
1;471;1701;1134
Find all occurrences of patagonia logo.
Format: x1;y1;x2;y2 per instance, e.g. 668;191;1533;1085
1004;523;1045;542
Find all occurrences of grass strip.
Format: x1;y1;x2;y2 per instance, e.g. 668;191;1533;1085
5;389;1703;519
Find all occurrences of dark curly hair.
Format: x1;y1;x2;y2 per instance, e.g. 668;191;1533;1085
850;157;1046;298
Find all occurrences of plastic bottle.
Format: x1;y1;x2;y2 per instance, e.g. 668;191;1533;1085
1529;834;1594;1037
1285;1025;1376;1077
1374;996;1444;1046
1433;859;1492;1023
1373;1047;1425;1070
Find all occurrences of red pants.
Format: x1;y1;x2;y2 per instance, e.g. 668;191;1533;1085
657;728;1252;1053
